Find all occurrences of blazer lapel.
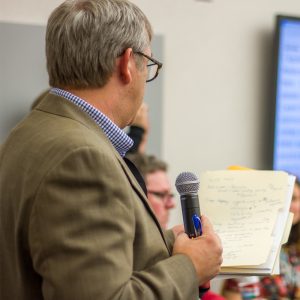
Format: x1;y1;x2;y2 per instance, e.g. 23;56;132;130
115;154;172;255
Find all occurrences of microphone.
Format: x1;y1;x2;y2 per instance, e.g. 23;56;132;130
175;171;210;295
175;172;202;238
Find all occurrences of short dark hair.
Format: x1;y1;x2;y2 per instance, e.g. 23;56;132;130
126;153;167;179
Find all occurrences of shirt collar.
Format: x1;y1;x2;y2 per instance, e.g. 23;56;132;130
50;88;133;157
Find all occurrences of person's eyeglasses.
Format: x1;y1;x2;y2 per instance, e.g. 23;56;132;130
134;51;163;83
148;190;174;202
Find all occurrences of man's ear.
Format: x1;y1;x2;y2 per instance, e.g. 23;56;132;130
118;48;133;84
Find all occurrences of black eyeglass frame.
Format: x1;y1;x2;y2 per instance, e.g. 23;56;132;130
147;190;174;201
134;51;163;82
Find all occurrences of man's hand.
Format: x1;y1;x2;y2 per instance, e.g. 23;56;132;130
172;215;223;285
170;224;184;238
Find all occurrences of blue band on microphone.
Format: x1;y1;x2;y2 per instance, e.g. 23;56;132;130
192;214;202;236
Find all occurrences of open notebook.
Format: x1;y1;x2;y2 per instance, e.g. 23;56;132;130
198;168;295;277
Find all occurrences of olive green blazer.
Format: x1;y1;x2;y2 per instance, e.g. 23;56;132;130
0;93;198;300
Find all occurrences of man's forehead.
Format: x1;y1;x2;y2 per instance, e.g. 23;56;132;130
146;171;171;187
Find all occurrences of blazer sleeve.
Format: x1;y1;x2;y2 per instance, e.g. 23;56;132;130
29;146;198;300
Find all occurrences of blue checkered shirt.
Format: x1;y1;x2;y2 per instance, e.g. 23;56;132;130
50;88;133;157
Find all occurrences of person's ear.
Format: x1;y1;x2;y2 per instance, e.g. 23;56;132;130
118;48;133;84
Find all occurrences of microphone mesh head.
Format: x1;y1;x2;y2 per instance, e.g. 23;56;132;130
175;172;200;195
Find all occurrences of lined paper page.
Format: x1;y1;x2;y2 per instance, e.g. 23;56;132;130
199;171;288;266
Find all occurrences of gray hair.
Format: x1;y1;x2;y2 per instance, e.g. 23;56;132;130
46;0;153;88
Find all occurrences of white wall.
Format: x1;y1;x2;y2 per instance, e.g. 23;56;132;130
1;0;300;225
133;0;300;227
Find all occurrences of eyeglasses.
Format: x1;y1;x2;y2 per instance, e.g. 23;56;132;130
134;51;163;83
148;190;174;202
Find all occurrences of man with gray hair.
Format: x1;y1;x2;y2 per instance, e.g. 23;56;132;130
0;1;222;299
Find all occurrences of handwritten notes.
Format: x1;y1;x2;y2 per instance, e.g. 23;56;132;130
199;171;289;267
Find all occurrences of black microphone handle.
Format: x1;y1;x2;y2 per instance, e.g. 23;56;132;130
181;193;210;296
180;193;201;238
